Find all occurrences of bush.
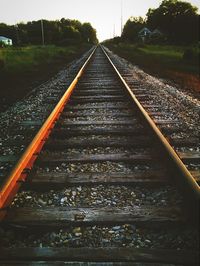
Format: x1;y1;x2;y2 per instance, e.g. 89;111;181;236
182;48;197;62
135;43;146;49
0;59;5;70
58;38;82;46
148;35;166;45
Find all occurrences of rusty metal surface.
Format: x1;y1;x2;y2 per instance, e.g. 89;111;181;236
0;45;199;265
0;44;199;222
101;45;200;203
0;47;96;212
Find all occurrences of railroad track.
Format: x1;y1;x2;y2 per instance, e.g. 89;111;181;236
0;45;199;265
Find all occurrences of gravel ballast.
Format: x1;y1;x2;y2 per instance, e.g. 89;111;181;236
0;46;199;253
0;225;197;250
104;46;200;139
11;185;182;208
0;48;94;180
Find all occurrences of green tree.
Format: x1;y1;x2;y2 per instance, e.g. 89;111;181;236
17;23;28;45
122;17;145;42
26;21;44;44
60;25;81;44
80;22;98;44
0;19;98;46
0;23;16;44
146;0;199;43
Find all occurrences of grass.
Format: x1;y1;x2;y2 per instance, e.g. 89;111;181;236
0;44;91;111
104;42;200;93
0;45;85;73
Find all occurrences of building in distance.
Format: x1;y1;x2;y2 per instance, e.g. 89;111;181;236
0;36;13;46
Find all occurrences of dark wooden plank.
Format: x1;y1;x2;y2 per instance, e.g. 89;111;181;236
74;89;123;95
0;155;18;163
61;113;134;118
142;105;161;109
159;126;183;134
65;104;131;110
62;106;159;117
147;112;165;117
0;247;197;264
4;206;183;226
71;96;125;100
0;262;176;266
3;139;31;147
170;137;199;147
154;120;180;125
20;121;43;127
59;120;138;126
45;136;152;149
178;151;200;162
135;95;152;100
38;153;154;164
51;126;183;138
29;171;168;186
51;127;144;137
6;128;38;137
77;83;120;87
70;96;126;103
58;119;181;128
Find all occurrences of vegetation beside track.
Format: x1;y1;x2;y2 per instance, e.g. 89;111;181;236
0;44;92;111
104;41;200;94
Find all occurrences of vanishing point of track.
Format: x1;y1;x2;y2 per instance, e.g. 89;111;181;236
0;46;199;265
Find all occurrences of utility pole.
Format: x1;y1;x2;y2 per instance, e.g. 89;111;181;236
41;19;45;46
113;24;115;38
121;0;123;36
15;24;20;46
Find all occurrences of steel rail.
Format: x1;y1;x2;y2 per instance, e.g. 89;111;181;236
101;45;200;211
0;45;198;265
0;46;96;214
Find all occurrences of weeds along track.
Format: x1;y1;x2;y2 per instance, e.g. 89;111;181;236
0;46;199;265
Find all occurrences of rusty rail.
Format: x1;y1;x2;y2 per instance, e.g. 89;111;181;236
0;46;96;214
101;45;200;213
0;44;199;221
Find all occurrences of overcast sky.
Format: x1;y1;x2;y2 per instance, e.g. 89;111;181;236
0;0;199;41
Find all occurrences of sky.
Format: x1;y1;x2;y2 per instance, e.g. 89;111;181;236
0;0;199;41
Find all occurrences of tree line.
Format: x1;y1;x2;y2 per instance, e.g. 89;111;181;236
0;18;98;46
122;0;199;44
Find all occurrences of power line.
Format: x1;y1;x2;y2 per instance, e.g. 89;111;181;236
121;0;123;35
